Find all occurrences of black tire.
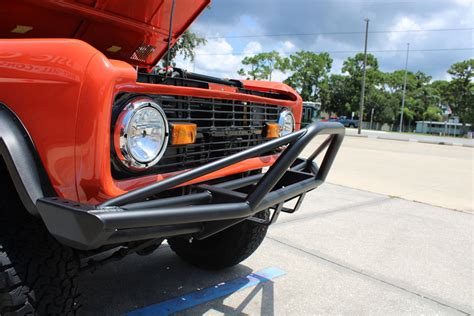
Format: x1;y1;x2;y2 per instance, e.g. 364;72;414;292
0;168;81;315
168;210;270;270
0;218;81;316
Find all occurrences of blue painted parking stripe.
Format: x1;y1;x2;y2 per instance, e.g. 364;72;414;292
124;267;286;316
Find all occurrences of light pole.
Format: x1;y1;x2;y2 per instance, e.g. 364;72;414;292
399;43;410;133
370;107;374;130
358;18;370;135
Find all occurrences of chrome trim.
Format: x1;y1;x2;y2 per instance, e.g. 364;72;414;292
114;98;169;170
278;109;295;136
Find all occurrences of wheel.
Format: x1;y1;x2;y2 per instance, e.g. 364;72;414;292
0;172;81;315
168;210;270;270
0;217;81;316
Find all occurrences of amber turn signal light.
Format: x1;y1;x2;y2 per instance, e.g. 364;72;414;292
171;123;197;145
264;122;280;139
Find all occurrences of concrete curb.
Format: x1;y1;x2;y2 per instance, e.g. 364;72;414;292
346;133;474;148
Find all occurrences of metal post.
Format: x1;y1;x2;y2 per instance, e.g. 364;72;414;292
358;18;370;135
399;43;410;132
370;107;374;130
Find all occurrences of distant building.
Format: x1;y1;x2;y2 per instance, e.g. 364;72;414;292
415;121;471;137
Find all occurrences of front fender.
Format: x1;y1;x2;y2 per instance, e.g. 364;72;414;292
0;105;53;215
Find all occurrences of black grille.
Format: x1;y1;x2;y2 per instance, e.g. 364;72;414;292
111;94;283;178
155;95;280;173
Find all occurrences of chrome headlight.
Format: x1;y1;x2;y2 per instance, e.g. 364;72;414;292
278;109;295;136
114;98;169;170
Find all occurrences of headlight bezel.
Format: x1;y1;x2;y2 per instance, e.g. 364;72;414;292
278;109;295;136
114;97;169;171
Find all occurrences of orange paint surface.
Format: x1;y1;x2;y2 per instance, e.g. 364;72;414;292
1;39;302;205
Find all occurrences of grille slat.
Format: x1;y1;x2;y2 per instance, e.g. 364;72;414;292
178;138;266;148
161;144;267;160
194;126;266;131
168;118;273;122
165;108;276;115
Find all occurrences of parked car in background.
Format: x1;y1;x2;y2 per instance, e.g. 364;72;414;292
338;116;359;128
322;116;359;128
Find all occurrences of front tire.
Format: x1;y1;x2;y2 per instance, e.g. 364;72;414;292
168;211;269;270
0;217;81;315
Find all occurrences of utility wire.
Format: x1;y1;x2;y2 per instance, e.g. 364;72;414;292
194;47;473;56
204;27;473;39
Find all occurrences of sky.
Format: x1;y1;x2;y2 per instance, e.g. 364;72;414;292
174;0;473;82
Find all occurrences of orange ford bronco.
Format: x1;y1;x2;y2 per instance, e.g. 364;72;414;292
0;0;344;314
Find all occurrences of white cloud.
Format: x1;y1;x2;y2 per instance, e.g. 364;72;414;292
174;40;270;79
243;41;263;55
194;39;242;78
278;40;296;54
174;39;252;79
189;0;472;80
173;54;193;71
331;57;345;75
271;70;287;82
454;0;473;6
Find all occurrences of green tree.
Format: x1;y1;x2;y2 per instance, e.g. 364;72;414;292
408;71;437;122
431;80;451;104
447;59;474;125
161;30;206;67
378;94;400;124
423;105;443;121
384;70;438;126
237;51;285;80
383;70;408;93
325;74;352;115
341;53;382;118
366;89;399;125
281;51;332;102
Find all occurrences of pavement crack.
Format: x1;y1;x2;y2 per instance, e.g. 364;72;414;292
325;182;473;214
267;236;473;315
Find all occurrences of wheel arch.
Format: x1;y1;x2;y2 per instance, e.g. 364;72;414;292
0;103;55;216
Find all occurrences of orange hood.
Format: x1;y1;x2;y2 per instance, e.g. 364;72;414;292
0;0;210;68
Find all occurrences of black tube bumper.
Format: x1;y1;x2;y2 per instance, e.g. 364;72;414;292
36;122;345;250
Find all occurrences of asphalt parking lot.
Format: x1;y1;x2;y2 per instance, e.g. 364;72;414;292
316;135;473;212
80;137;473;315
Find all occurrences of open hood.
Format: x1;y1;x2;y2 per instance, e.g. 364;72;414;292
0;0;210;68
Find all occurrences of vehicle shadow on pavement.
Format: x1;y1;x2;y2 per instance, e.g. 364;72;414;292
176;274;275;316
79;245;276;316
